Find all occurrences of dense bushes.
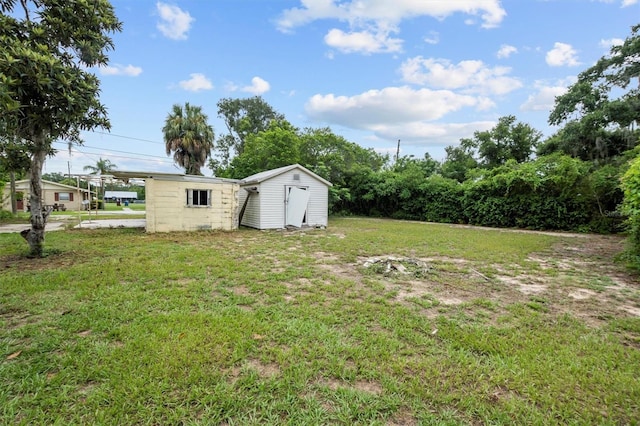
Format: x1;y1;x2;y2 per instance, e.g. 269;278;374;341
462;155;592;230
621;154;640;261
342;154;623;233
421;176;466;224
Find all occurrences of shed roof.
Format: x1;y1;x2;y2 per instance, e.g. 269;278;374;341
241;164;332;186
104;191;138;199
111;171;239;184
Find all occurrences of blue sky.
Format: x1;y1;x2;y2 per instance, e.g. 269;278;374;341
44;0;639;177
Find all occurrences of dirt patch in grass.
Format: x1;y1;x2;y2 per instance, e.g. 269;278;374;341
314;233;638;328
0;309;38;330
387;408;418;426
317;377;383;395
0;250;88;272
245;358;281;378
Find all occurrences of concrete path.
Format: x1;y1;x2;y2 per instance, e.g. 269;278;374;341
0;209;147;233
0;222;67;233
73;219;146;229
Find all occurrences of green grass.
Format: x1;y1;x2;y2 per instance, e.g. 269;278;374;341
1;217;639;424
103;202;146;211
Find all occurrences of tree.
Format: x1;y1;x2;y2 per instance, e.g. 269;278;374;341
83;157;116;204
299;127;387;185
1;0;122;257
211;96;284;175
473;115;542;168
548;24;640;161
440;138;479;182
298;127;388;213
163;103;215;176
41;172;66;183
0;137;31;213
83;157;117;176
226;119;301;179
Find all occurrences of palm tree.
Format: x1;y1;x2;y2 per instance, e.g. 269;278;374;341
163;103;214;175
83;157;117;176
84;158;117;206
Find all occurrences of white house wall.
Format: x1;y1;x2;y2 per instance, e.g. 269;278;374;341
146;178;239;233
2;180;87;212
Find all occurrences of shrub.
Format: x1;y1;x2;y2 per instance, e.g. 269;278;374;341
462;155;591;230
0;210;15;220
621;153;640;261
421;176;465;223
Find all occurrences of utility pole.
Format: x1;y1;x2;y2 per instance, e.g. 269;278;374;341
395;139;401;163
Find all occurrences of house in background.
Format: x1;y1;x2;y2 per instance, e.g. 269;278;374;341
2;179;91;212
239;164;332;230
112;171;240;233
104;191;138;203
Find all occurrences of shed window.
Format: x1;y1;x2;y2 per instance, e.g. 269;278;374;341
186;189;211;207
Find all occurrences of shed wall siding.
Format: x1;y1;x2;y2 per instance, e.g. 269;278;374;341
146;179;239;233
257;177;287;229
241;168;329;229
238;188;261;229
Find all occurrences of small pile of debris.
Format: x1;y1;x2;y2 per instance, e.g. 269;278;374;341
362;256;432;277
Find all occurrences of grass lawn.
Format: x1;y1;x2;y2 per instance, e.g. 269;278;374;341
103;202;146;211
1;217;639;424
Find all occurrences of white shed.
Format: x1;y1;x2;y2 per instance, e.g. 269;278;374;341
239;164;332;229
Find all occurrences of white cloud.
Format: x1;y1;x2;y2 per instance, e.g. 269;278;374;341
520;78;575;111
277;0;505;31
399;57;522;95
100;64;143;77
305;85;498;145
241;77;271;95
496;44;517;59
276;0;505;54
324;28;402;54
599;38;624;49
156;2;194;40
546;42;580;67
371;121;496;144
305;86;490;129
178;73;213;92
224;81;239;92
595;0;639;5
520;86;567;112
424;31;439;45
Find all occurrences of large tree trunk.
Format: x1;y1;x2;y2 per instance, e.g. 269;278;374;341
25;144;48;257
10;172;17;214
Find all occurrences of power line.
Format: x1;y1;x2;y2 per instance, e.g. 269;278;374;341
71;149;174;165
52;141;173;162
87;130;164;145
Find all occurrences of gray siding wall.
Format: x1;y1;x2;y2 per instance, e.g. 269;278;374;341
241;168;329;229
256;177;286;229
238;187;261;228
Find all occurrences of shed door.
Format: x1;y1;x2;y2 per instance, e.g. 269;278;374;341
285;186;310;227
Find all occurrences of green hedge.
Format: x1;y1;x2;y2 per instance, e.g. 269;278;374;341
341;154;624;233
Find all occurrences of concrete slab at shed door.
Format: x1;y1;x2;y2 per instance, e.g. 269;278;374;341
286;187;310;227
